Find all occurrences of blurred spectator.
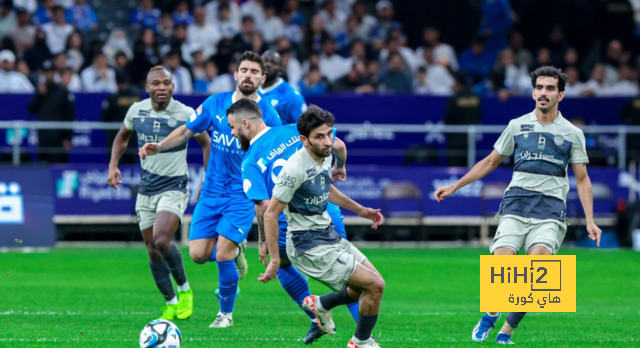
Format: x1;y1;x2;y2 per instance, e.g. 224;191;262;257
422;47;454;96
194;59;217;93
23;29;51;71
443;72;482;167
507;31;533;70
298;65;326;96
28;60;75;163
64;30;83;72
305;14;329;57
563;66;587;97
285;0;305;26
604;40;624;86
130;0;160;32
332;59;374;93
82;39;104;71
190;48;205;80
379;52;412;93
217;3;240;39
55;0;73;8
163;48;192;94
233;16;256;54
66;0;98;32
251;31;265;54
42;5;73;54
319;37;349;83
212;38;234;76
241;0;265;28
351;1;377;41
103;28;133;67
367;59;380;86
318;0;346;37
459;36;495;82
262;3;284;45
605;65;639;97
560;47;581;76
13;0;36;14
547;25;570;67
336;16;362;55
130;28;160;86
583;63;607;97
9;8;35;54
535;47;551;69
33;0;54;25
494;48;530;95
0;0;17;39
276;38;303;86
165;24;191;63
80;52;117;93
15;58;37;86
172;0;193;26
188;6;220;60
205;0;240;27
477;0;512;53
157;12;174;49
416;27;458;71
369;1;404;51
379;31;418;73
413;66;428;95
208;60;235;92
101;71;140;163
113;51;129;73
0;50;34;92
52;51;80;91
280;9;303;45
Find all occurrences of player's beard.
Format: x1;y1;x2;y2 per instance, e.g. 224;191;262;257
308;140;332;159
238;79;258;95
237;130;251;151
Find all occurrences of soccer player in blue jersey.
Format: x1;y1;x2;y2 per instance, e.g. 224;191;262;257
223;99;347;343
258;50;308;125
139;51;282;328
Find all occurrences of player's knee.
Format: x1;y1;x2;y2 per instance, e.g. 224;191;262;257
153;237;172;255
146;245;163;262
189;248;209;264
370;277;386;298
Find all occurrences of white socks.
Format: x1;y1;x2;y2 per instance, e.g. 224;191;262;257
177;281;190;292
167;296;178;305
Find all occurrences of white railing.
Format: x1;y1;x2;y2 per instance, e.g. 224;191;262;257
1;121;639;169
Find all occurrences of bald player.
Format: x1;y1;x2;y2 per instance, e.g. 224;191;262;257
108;66;211;321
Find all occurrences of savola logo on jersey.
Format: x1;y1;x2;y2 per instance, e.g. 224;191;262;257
212;131;241;149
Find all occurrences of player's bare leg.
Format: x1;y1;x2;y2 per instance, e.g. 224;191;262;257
342;261;385;347
189;238;217;264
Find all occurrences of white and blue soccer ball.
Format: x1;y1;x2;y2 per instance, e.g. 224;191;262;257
139;319;182;348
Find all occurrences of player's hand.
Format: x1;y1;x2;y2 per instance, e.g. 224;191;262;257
258;260;279;283
139;142;161;159
587;221;602;247
108;166;122;191
331;166;347;181
434;185;457;202
358;207;384;229
258;241;269;267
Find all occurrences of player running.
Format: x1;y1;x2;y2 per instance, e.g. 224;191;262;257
108;66;211;321
259;106;385;348
434;66;602;344
139;51;282;328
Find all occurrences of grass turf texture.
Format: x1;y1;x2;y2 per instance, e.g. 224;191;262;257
1;247;639;347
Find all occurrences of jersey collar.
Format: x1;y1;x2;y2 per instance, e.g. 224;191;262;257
250;126;271;145
231;91;261;104
259;78;284;94
528;110;564;125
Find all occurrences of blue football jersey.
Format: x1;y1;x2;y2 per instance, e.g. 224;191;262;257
186;91;282;194
259;78;308;125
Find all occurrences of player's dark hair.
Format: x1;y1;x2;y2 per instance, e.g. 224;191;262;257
297;105;335;138
227;98;262;120
237;51;265;75
530;66;568;92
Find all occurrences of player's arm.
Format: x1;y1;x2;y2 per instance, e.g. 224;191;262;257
572;163;601;246
332;137;347;181
329;184;383;229
435;149;507;202
194;131;211;170
259;197;287;283
139;125;195;159
108;125;135;191
255;199;271;267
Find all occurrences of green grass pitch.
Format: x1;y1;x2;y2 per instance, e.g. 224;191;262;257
1;247;639;347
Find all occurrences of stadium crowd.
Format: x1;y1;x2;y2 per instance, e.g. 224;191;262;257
0;0;640;97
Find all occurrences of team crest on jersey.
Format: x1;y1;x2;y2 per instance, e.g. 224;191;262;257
554;135;564;146
271;99;279;107
521;124;534;132
243;179;252;193
167;117;177;128
306;168;317;177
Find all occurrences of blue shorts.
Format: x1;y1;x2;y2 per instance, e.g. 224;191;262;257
278;203;346;261
189;192;255;245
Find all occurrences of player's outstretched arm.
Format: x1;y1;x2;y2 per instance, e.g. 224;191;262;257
255;199;271;267
108;125;134;191
434;149;506;202
259;197;287;283
572;163;602;246
332;137;347;181
329;184;383;229
139;125;195;159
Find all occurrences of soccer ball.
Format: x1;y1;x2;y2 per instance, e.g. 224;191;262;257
139;319;182;348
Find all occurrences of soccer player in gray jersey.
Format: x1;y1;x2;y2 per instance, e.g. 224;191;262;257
108;66;211;321
435;66;603;344
259;107;385;348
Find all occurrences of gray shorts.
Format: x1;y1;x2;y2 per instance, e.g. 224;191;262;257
286;235;367;293
135;191;189;230
490;215;567;255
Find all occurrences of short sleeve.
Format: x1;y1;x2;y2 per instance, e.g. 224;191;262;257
262;103;282;127
185;101;212;133
570;129;589;164
123;103;136;131
242;162;270;201
493;121;516;156
272;162;304;204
